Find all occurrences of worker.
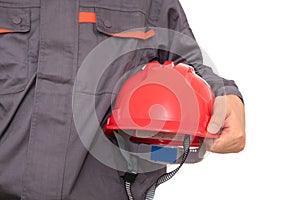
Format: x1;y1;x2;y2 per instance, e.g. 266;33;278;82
0;0;245;199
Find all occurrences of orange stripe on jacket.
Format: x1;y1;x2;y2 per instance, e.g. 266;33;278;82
78;12;155;40
108;30;155;40
78;12;96;23
0;28;14;33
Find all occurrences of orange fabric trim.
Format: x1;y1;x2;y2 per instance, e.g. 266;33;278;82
78;12;155;40
0;28;14;33
109;30;155;40
78;12;96;23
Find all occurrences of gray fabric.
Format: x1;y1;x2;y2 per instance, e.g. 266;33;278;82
0;0;243;199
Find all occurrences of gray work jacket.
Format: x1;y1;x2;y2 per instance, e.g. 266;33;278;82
0;0;242;199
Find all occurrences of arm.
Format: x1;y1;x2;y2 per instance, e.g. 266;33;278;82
149;0;246;153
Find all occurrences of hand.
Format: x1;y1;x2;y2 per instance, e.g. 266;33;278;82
205;95;246;153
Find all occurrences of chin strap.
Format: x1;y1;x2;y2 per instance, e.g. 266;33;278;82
144;135;190;200
123;172;138;200
114;131;190;200
114;133;138;200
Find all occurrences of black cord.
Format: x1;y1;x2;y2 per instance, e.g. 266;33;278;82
144;135;190;200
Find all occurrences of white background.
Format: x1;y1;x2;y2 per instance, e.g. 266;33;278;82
157;0;300;199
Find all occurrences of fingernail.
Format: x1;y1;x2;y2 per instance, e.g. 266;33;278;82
208;123;220;134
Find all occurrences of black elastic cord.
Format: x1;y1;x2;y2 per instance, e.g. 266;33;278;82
144;135;191;200
123;172;138;200
114;130;139;200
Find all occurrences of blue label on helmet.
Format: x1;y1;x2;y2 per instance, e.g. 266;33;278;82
150;146;177;163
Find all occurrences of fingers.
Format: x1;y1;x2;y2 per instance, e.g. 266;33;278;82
208;126;246;153
207;96;227;134
203;138;215;151
205;95;246;153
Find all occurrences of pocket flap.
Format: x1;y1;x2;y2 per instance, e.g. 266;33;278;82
0;7;30;33
95;8;154;40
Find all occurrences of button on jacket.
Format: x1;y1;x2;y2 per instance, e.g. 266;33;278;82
0;0;242;199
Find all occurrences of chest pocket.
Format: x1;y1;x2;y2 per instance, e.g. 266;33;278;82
0;7;30;95
77;6;157;94
94;7;154;40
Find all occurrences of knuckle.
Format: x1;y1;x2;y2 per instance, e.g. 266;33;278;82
235;141;246;153
230;130;246;153
235;134;246;152
236;130;246;141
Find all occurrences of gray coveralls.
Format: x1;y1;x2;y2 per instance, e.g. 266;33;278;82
0;0;242;199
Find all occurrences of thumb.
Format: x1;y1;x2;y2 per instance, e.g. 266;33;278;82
207;96;227;134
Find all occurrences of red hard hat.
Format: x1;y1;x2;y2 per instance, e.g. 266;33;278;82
104;61;218;147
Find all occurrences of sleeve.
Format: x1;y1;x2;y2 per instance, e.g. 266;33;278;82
147;0;243;101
